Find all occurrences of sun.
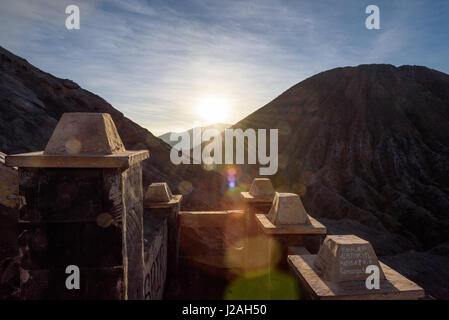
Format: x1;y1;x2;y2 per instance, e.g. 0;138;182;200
196;95;229;125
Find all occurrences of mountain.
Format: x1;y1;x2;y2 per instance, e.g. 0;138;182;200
0;45;224;210
1;46;449;298
159;123;231;149
230;64;449;298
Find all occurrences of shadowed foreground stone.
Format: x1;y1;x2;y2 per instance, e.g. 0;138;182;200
0;152;18;209
6;112;148;300
144;183;182;279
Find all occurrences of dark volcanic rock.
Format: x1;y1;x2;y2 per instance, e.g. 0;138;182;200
235;64;449;251
0;45;224;210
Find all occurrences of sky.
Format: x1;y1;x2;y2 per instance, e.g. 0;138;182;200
1;0;449;135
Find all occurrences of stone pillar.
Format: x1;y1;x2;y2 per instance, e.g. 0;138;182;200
6;113;149;300
254;192;326;299
240;178;274;237
143;182;182;277
255;192;326;257
288;235;425;300
240;178;274;216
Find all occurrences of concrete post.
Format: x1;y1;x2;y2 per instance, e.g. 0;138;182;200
255;192;326;258
144;182;182;277
6;113;149;300
287;235;425;300
240;177;275;253
240;178;275;216
255;192;327;298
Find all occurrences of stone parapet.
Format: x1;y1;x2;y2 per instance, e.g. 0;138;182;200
288;235;425;300
144;183;181;277
6;113;148;300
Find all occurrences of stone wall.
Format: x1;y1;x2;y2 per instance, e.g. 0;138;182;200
121;164;145;300
143;215;168;300
179;210;247;277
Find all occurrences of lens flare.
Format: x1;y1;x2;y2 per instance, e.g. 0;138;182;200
223;270;300;300
96;212;113;228
227;167;237;190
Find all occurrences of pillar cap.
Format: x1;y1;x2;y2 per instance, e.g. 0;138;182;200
5;113;149;168
314;235;386;282
240;178;274;203
145;182;173;202
255;192;326;234
44;113;125;155
288;250;425;299
267;192;311;225
144;182;182;208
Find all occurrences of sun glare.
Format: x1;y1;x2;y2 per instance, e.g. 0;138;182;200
196;95;229;125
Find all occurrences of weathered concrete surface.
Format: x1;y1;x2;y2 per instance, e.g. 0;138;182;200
145;182;173;203
144;190;181;276
288;253;425;300
267;193;311;225
314;235;385;283
6;150;149;169
256;193;326;267
256;214;326;235
44;113;125;155
143;215;167;300
16;165;145;300
179;211;247;276
121;163;145;300
249;178;274;198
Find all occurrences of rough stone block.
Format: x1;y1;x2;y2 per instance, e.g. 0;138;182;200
314;235;386;282
267;192;311;225
287;236;425;300
143;215;167;300
20;267;125;300
249;178;274;198
145;182;173;203
44;113;125;155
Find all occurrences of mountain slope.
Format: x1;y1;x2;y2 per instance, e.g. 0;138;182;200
0;45;224;209
235;64;449;251
229;64;449;298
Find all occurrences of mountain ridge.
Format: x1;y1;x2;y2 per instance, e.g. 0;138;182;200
0;45;224;210
1;46;449;298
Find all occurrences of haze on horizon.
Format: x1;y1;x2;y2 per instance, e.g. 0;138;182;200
1;0;448;135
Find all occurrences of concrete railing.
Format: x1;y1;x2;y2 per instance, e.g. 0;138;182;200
2;112;425;300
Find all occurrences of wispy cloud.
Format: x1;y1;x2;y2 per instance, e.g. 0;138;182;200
1;0;449;135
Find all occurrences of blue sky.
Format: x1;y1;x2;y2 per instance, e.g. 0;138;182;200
1;0;449;135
